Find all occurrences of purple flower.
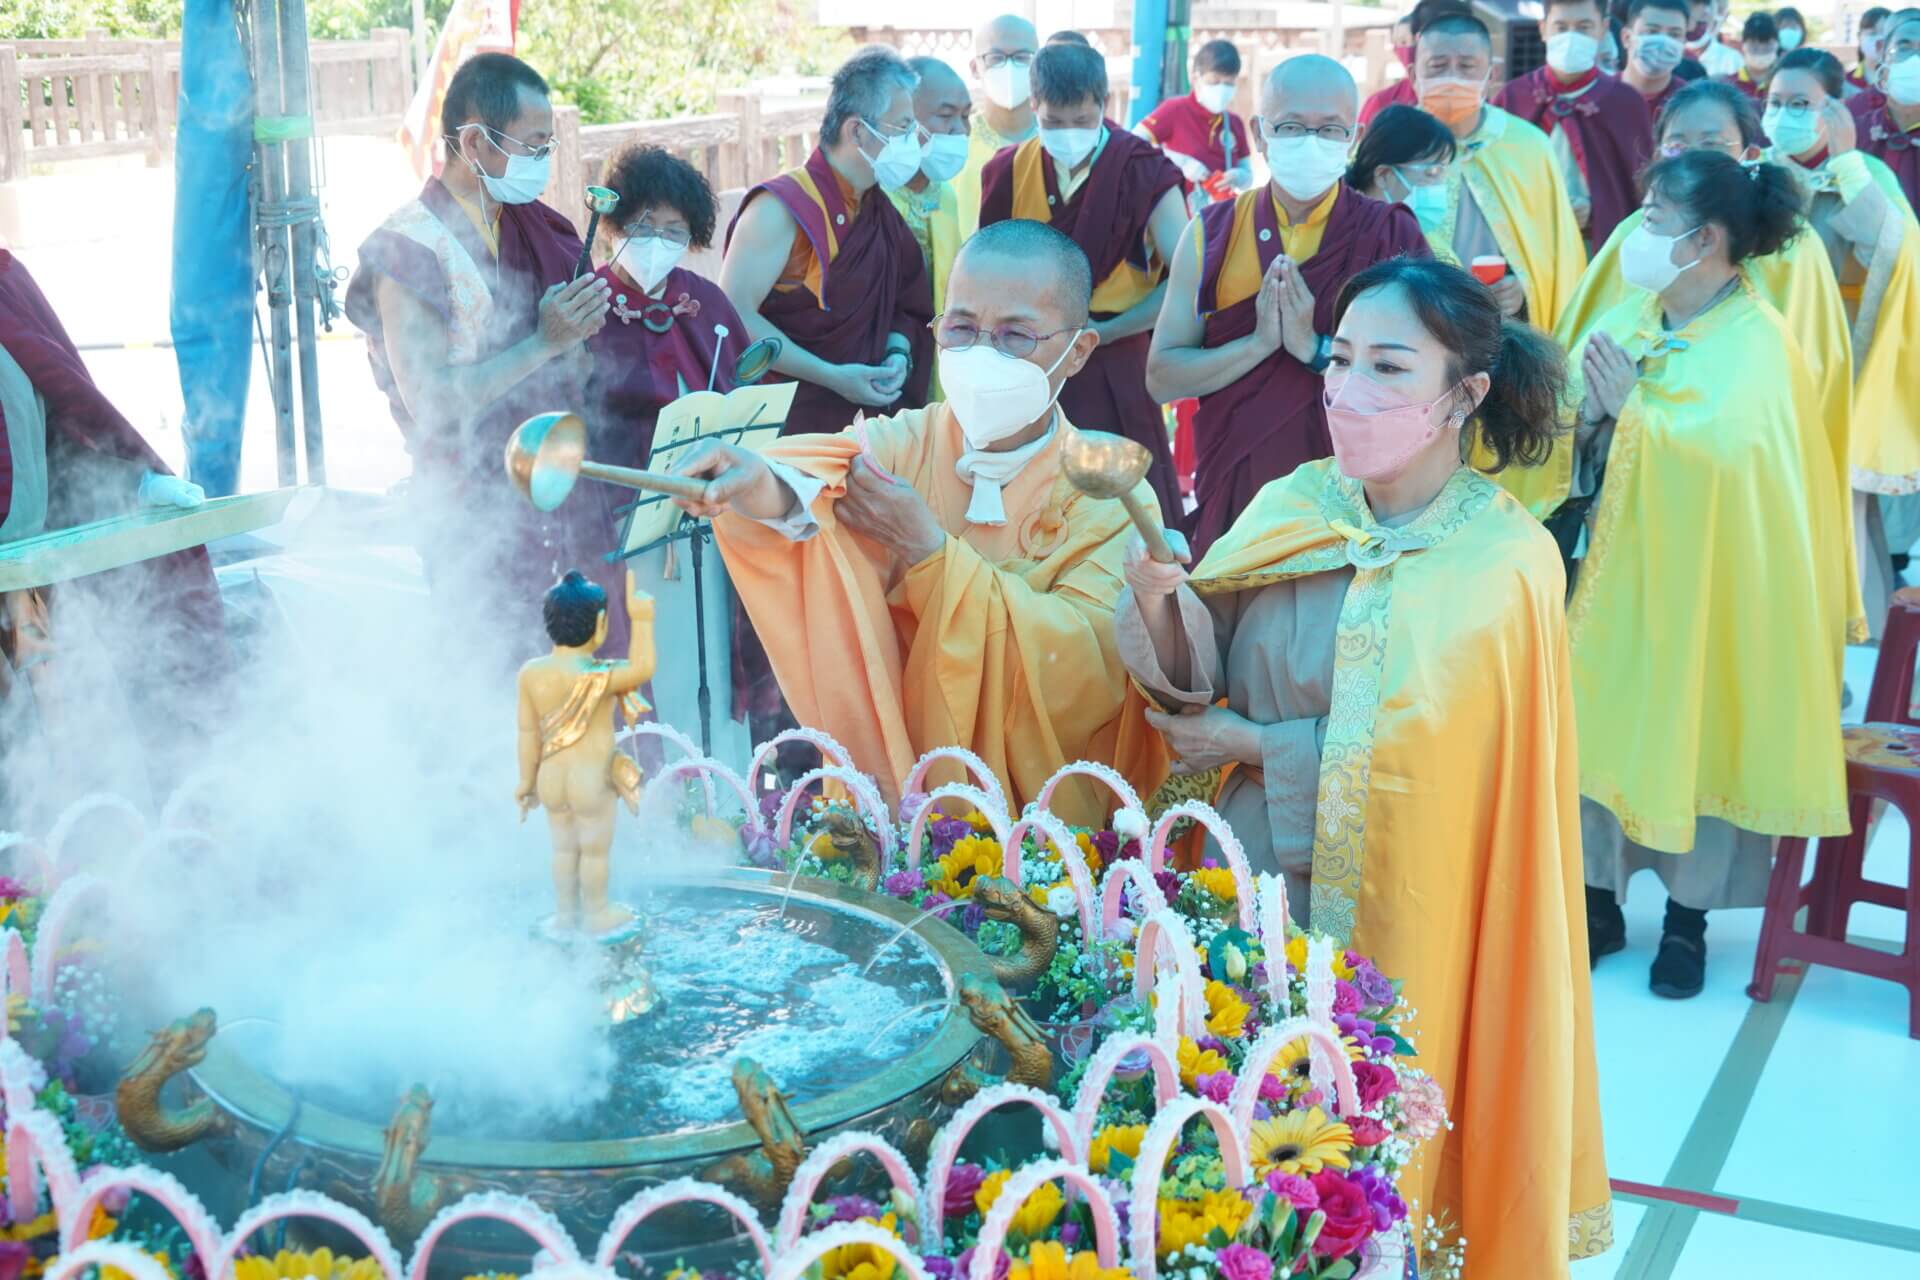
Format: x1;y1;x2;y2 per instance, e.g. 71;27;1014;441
0;1242;33;1280
1258;1071;1288;1101
1213;1244;1274;1280
1352;964;1396;1009
757;790;784;824
1196;1033;1229;1055
922;1257;959;1280
743;825;782;869
883;868;926;897
1154;868;1182;901
1335;1013;1376;1041
961;901;986;933
1332;979;1363;1016
956;1248;1009;1280
1116;838;1143;862
1251;1101;1272;1122
922;890;952;910
1349;1164;1410;1230
931;816;973;850
1196;1069;1234;1103
0;877;26;902
1265;1170;1321;1212
943;1162;987;1218
1091;830;1120;863
824;1194;884;1225
1060;1220;1082;1247
898;791;931;828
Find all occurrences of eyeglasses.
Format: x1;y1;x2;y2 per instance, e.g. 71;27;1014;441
1262;120;1355;143
624;220;693;248
864;118;931;145
931;314;1083;358
980;51;1036;69
466;122;555;160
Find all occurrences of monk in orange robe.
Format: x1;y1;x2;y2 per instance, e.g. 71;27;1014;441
670;220;1168;825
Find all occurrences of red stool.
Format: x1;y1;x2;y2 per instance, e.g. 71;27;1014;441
1748;596;1920;1037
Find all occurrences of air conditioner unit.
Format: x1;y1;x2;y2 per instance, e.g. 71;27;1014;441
1475;0;1549;83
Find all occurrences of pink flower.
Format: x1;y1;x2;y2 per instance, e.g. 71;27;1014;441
1196;1069;1234;1103
1348;1115;1390;1147
1213;1244;1274;1280
1352;1060;1399;1110
943;1162;987;1217
1398;1073;1448;1142
1309;1169;1376;1259
1332;979;1363;1016
1265;1170;1320;1212
1258;1072;1288;1101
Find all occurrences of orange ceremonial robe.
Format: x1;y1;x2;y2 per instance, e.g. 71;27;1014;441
713;406;1171;825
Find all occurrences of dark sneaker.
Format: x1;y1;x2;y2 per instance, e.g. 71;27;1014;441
1587;888;1626;968
1650;933;1706;998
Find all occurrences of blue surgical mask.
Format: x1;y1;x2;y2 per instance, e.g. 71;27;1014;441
1395;169;1450;229
1763;105;1823;157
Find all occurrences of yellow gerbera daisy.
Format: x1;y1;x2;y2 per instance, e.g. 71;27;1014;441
1087;1123;1147;1173
1010;1241;1131;1280
102;1255;173;1280
1203;979;1250;1040
815;1237;897;1280
1155;1188;1254;1256
1193;866;1238;904
1284;934;1355;980
1176;1036;1228;1087
1248;1107;1354;1177
976;1168;1066;1238
934;835;1004;898
234;1250;386;1280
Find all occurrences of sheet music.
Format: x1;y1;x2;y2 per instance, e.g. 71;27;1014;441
614;381;797;558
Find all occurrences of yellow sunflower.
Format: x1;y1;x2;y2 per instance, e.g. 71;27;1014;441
976;1168;1066;1238
933;835;1004;898
1248;1107;1354;1177
1087;1123;1147;1173
1155;1188;1254;1256
1176;1036;1228;1088
102;1256;173;1280
235;1250;386;1280
1203;979;1250;1040
815;1235;898;1280
1010;1241;1131;1280
1284;934;1355;980
1193;866;1238;904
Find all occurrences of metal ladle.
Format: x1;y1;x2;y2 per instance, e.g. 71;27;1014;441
505;412;709;512
1059;429;1180;563
574;185;621;280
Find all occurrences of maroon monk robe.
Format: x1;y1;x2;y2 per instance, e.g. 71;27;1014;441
1494;67;1655;249
979;126;1185;520
1851;85;1889;128
0;250;228;761
1138;92;1253;176
1186;189;1430;557
1360;79;1419;127
1858;104;1920;213
345;179;605;615
725;148;934;439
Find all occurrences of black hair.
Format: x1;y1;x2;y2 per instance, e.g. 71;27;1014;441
544;571;608;647
600;145;718;251
1654;77;1764;146
1627;0;1693;25
1643;151;1804;262
440;52;548;138
1743;12;1779;43
957;218;1094;320
1031;41;1109;108
1862;6;1892;31
1194;38;1242;76
1345;105;1457;191
1332;258;1568;473
821;45;918;148
1778;46;1846;95
1046;30;1093;46
1422;12;1495;47
1544;0;1608;15
1773;6;1806;30
1410;0;1476;37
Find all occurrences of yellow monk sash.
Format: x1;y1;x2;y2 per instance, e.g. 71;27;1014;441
1010;138;1162;315
773;161;857;300
1200;186;1341;312
1567;287;1849;851
1440;107;1586;331
1189;463;1503;941
1824;153;1920;494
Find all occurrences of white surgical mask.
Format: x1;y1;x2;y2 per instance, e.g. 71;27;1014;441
1196;82;1237;113
1633;33;1686;75
1619;220;1702;292
1265;133;1351;201
1395;170;1450;228
859;120;923;191
920;132;970;183
938;335;1080;449
1546;30;1601;76
462;125;550;205
1887;57;1920;106
615;235;685;293
983;61;1033;111
1040;124;1104;169
1763;105;1823;156
1778;28;1804;51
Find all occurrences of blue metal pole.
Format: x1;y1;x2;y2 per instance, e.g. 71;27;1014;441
1129;0;1169;126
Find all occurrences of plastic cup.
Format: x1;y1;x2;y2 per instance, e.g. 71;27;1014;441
1470;255;1508;285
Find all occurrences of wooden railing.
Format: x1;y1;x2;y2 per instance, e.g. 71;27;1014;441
1;27;413;181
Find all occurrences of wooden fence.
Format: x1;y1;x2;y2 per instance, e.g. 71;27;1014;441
0;27;413;182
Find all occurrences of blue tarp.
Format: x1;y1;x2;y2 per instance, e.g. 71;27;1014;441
170;0;254;498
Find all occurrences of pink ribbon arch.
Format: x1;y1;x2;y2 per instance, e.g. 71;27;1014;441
404;1191;581;1280
970;1159;1121;1280
1130;911;1207;1040
901;746;1006;815
1034;760;1143;819
1069;1032;1182;1152
29;873;107;1005
921;1083;1079;1244
220;1191;404;1280
6;1107;79;1226
746;727;854;799
643;756;762;835
593;1178;771;1275
1146;802;1257;930
1227;1018;1362;1132
0;928;29;1029
1003;811;1097;943
43;1242;172;1280
901;783;1009;876
1255;873;1293;1011
1096;861;1169;941
43;792;146;876
1126;1097;1252;1277
620;723;711;810
775;1130;921;1248
773;766;896;862
768;1222;932;1280
60;1166;223;1268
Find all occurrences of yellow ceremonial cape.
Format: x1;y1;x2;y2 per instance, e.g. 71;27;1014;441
712;406;1170;826
1567;287;1849;852
1188;459;1611;1277
951;127;1006;240
886;182;964;400
1427;106;1586;332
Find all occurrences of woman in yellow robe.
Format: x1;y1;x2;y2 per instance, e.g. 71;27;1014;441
1118;257;1610;1278
1572;151;1850;999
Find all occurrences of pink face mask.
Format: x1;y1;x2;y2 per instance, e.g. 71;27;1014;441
1322;371;1464;483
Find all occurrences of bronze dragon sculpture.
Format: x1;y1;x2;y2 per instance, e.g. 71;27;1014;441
970;875;1061;989
115;1008;230;1152
942;972;1055;1105
817;808;884;893
373;1085;460;1244
703;1057;807;1209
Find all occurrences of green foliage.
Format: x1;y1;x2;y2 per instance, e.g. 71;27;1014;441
2;0;182;40
304;0;452;41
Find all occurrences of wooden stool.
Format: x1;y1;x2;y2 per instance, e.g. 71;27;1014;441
1748;598;1920;1037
